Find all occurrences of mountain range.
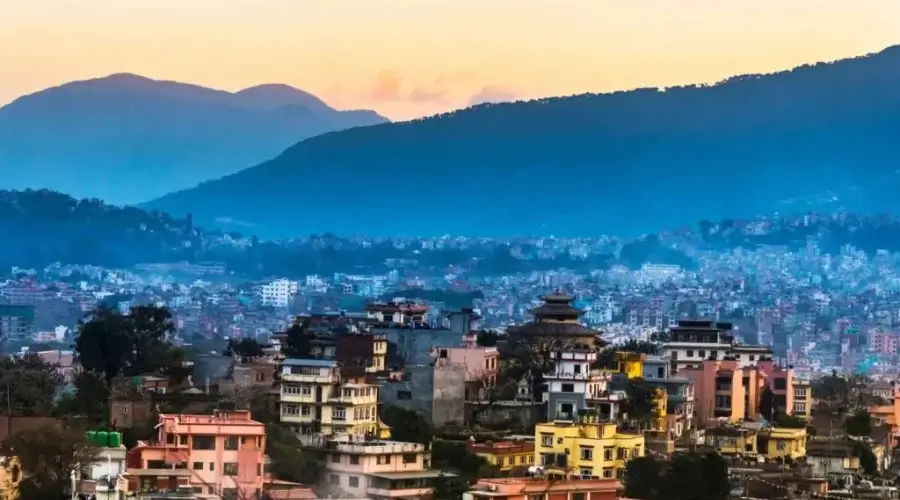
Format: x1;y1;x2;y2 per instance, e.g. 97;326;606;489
143;45;900;238
0;74;388;204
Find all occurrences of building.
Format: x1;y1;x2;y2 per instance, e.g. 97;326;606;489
366;300;429;325
315;436;451;499
336;333;388;374
464;476;622;500
792;379;812;420
663;320;775;371
507;291;607;419
0;305;35;338
380;360;467;427
469;440;535;471
260;279;298;308
278;358;383;440
758;427;808;461
678;356;793;424
641;355;694;437
703;425;759;457
128;410;266;499
535;415;644;481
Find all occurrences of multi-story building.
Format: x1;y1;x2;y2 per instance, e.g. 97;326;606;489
128;410;266;499
679;356;793;423
758;427;808;461
380;358;467;427
792;379;812;419
464;476;621;500
469;440;535;472
278;358;383;440
641;355;694;437
260;279;298;308
366;300;429;325
316;436;450;499
535;415;644;481
663;319;775;371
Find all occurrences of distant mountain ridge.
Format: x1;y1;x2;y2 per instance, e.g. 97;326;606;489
0;73;388;204
144;45;900;238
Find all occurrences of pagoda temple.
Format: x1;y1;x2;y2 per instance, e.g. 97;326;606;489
510;290;606;349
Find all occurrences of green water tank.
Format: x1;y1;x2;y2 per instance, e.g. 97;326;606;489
86;431;97;446
108;432;122;448
95;431;109;447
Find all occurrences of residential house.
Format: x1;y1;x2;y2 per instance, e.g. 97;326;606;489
535;415;644;481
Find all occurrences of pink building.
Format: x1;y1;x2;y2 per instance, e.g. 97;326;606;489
129;410;266;499
869;331;900;354
679;357;794;424
433;346;499;383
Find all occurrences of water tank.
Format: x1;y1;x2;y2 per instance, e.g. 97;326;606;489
95;431;109;447
108;432;122;448
86;431;97;446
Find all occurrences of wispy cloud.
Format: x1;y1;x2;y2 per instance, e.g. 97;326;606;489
467;86;517;105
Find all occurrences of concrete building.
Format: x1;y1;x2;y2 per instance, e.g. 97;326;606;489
663;319;774;371
278;358;382;440
260;279;298;308
313;436;450;499
464;476;621;500
380;360;467;427
129;410;266;499
535;415;644;481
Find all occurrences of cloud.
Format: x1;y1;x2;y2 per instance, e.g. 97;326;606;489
367;70;403;101
407;88;448;103
467;86;517;106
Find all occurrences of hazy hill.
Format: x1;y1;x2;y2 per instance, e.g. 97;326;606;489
145;46;900;238
0;74;388;204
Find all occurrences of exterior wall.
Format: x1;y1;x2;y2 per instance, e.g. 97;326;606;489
680;359;794;423
432;362;467;426
793;380;812;419
442;347;499;382
465;477;620;500
323;440;434;499
380;365;436;421
470;442;535;471
535;421;645;480
377;329;465;365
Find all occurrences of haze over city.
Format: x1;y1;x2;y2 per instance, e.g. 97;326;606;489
2;0;900;119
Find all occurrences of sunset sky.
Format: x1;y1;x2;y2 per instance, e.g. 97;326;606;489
2;0;899;120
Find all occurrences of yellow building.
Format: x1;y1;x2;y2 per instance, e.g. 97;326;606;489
760;427;807;461
792;379;812;420
0;456;22;500
469;441;535;471
369;335;388;373
278;358;388;439
535;417;644;481
704;426;759;456
616;352;645;379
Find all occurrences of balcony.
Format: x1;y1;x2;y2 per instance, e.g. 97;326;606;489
366;486;433;497
281;373;338;384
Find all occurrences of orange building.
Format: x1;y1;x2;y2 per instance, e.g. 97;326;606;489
680;357;793;423
465;476;621;500
129;410;266;499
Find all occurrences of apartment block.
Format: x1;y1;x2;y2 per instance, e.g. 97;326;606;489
128;410;266;500
278;358;383;440
535;416;644;481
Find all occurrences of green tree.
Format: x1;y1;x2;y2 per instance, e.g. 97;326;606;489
0;424;97;500
282;318;315;358
54;371;110;424
845;409;873;437
853;441;879;477
664;452;730;500
379;405;433;446
624;378;657;424
759;385;775;420
624;455;663;499
431;440;500;499
0;353;63;417
226;338;265;362
264;424;324;485
773;413;807;429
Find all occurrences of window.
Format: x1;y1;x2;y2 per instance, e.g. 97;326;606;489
224;437;239;450
333;408;347;420
496;456;504;466
301;405;311;416
686;350;694;357
795;388;808;398
348;476;359;488
166;434;175;444
579;468;593;477
329;474;339;485
602;468;613;478
573;493;586;500
794;402;808;413
580;446;593;460
603;448;613;460
573;364;582;374
350;455;360;465
192;436;215;450
208;463;215;471
397;390;413;400
561;383;575;393
403;453;417;464
776;441;786;451
541;434;553;447
377;455;392;465
192;462;203;470
283;405;299;415
223;463;239;476
179;435;188;446
301;385;312;395
222;488;238;500
698;350;706;359
774;378;787;390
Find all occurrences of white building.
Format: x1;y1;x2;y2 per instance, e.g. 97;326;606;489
260;279;299;308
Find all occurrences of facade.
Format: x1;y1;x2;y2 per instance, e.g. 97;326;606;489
279;358;382;439
129;410;266;499
365;300;429;325
316;436;449;499
759;427;808;461
792;379;812;419
663;320;775;371
464;476;621;500
679;357;793;423
535;417;644;481
469;441;536;471
260;279;298;308
380;360;467;427
641;355;694;437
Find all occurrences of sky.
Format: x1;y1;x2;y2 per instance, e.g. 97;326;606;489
2;0;900;121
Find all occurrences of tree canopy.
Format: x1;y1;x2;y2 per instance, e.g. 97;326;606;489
75;305;187;384
0;424;96;500
0;353;63;417
625;452;730;500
